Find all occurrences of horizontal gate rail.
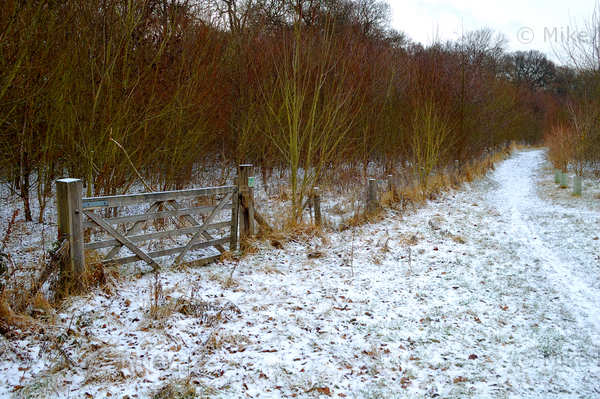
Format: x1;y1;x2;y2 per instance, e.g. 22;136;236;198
81;204;232;229
104;237;230;266
173;191;233;266
84;221;230;250
82;185;236;209
83;209;161;270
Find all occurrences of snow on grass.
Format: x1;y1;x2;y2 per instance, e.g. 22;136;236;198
2;149;600;398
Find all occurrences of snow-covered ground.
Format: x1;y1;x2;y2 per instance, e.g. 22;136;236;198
2;149;600;398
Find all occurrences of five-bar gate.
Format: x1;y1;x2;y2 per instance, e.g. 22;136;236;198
56;180;241;279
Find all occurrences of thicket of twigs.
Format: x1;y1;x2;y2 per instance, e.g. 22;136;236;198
1;0;566;223
545;77;600;176
545;4;600;176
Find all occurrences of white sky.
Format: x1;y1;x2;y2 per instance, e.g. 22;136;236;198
389;0;596;63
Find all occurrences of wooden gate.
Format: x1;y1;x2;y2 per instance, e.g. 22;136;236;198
56;180;239;275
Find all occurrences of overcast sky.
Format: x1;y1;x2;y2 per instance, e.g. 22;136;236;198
389;0;596;63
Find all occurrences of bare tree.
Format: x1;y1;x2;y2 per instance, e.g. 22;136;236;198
557;2;600;72
507;50;556;90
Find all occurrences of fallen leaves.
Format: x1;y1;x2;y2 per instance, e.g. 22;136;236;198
307;386;332;396
399;376;412;389
333;306;350;311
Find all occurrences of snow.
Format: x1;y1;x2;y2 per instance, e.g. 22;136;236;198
491;151;600;344
56;178;81;184
1;149;600;398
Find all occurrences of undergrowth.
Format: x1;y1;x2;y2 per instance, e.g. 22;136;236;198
0;144;510;346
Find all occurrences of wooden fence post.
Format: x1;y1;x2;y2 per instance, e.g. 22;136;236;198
56;178;85;286
313;187;321;226
238;164;255;240
453;160;460;185
367;178;377;214
230;187;239;251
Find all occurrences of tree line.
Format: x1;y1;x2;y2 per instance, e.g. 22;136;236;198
544;4;600;176
0;0;574;221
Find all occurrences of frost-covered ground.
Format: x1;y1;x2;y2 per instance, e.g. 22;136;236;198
2;149;600;398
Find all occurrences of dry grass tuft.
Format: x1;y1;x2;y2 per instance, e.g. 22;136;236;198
144;280;241;329
204;329;251;354
44;248;119;304
0;294;35;334
398;233;420;246
153;378;212;399
379;190;395;208
208;272;239;289
83;346;146;384
263;220;327;247
239;238;260;255
260;264;285;274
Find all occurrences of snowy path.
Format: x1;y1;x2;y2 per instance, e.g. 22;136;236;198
3;149;600;398
490;150;600;344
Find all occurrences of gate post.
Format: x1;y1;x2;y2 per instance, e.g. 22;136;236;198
230;186;239;251
367;178;377;214
312;187;321;226
238;164;255;241
56;178;85;287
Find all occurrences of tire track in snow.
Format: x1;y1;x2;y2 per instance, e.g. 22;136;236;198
489;149;600;343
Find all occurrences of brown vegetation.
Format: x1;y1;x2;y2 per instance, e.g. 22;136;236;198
545;3;600;175
1;0;560;224
0;0;570;328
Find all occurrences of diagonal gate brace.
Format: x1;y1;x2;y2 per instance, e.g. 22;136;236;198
84;210;160;271
165;200;227;253
105;201;162;259
172;192;233;267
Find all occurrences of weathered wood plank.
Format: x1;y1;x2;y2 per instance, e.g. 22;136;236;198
166;200;227;253
82;185;236;209
230;189;239;251
173;192;233;266
83;210;160;271
56;178;85;286
85;221;230;250
82;204;233;229
104;237;230;266
105;202;161;259
313;187;321;226
238;165;255;239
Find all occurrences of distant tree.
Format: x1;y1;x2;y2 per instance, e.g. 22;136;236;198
507;50;556;90
551;66;578;97
457;28;507;72
350;0;390;37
